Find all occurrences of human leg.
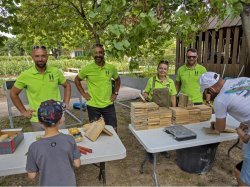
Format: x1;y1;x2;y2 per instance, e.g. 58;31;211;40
86;105;102;122
100;104;117;132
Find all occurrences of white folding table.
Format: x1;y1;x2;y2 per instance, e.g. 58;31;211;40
0;125;126;185
129;114;239;186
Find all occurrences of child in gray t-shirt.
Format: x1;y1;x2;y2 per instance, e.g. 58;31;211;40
26;99;81;186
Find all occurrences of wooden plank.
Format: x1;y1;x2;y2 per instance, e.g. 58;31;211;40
210;30;216;64
180;44;185;66
198;32;203;64
203;31;209;65
224;28;231;65
176;39;180;72
239;34;247;76
217;29;224;73
231;27;239;76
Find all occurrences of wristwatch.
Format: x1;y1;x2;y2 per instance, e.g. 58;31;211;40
206;100;211;104
114;92;119;95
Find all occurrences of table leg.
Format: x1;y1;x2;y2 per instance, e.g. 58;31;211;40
98;162;106;186
227;138;241;157
152;153;159;187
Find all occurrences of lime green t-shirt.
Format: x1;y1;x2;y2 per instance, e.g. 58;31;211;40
176;64;207;103
14;65;66;122
144;76;177;101
78;62;119;108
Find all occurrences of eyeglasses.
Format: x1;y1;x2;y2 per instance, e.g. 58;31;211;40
187;56;197;59
33;46;46;50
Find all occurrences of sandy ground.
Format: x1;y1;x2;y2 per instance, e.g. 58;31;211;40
0;87;243;186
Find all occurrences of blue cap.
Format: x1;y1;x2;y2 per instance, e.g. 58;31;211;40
38;99;63;126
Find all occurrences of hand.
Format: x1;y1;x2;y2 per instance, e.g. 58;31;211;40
110;93;117;102
205;100;211;107
210;121;215;130
21;109;35;119
239;123;248;132
82;92;91;101
143;93;148;100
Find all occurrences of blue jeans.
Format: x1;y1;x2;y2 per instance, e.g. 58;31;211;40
240;141;250;185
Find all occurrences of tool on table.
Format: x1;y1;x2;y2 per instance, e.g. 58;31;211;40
77;145;92;155
164;125;197;141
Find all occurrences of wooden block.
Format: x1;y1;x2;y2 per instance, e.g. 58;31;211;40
84;118;105;141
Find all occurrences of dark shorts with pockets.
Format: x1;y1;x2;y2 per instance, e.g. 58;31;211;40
87;104;117;128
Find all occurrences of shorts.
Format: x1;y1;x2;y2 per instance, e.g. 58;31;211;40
87;104;117;128
240;158;250;185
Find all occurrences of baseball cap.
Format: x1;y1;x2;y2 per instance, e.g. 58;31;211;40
38;99;63;126
199;72;220;93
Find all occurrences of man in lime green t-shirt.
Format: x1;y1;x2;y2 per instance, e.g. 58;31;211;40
74;44;121;131
10;46;71;131
176;48;211;105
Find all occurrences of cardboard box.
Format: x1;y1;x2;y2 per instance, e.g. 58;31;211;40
0;128;24;154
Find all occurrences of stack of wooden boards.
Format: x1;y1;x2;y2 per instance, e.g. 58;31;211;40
131;102;212;130
131;102;172;130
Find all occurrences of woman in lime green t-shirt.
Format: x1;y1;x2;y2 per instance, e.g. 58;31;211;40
143;60;177;107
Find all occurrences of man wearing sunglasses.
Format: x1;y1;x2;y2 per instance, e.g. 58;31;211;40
176;48;210;105
200;71;250;186
10;46;71;131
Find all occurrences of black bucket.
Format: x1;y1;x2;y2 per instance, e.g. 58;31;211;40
176;143;219;174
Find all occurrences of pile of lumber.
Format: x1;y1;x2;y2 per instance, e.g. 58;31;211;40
159;107;172;126
187;107;201;123
195;105;212;121
131;102;149;130
169;107;190;125
147;103;160;128
178;93;193;108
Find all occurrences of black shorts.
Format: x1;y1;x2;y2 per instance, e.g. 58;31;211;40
86;104;117;128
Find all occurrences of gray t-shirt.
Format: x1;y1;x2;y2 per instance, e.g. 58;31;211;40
26;133;81;186
214;77;250;125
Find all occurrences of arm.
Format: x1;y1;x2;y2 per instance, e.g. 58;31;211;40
73;158;81;168
214;118;227;132
61;80;71;107
27;172;37;180
110;76;121;102
175;81;181;94
236;123;250;143
74;75;91;100
10;86;34;118
171;95;176;107
205;89;211;106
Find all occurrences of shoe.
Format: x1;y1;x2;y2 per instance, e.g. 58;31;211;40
161;151;170;159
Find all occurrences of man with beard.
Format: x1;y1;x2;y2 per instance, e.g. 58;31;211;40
175;48;211;105
74;44;120;132
199;72;250;186
10;46;71;131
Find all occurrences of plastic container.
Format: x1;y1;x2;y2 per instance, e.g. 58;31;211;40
176;143;219;174
73;102;86;110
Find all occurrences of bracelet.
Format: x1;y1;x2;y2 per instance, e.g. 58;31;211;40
206;100;211;104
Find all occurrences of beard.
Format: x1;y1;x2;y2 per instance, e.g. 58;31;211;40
94;56;104;63
36;62;46;68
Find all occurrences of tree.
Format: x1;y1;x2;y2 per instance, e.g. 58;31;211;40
0;0;20;46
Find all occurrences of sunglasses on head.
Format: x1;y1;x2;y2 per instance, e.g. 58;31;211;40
187;55;197;59
33;46;46;50
160;60;169;64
